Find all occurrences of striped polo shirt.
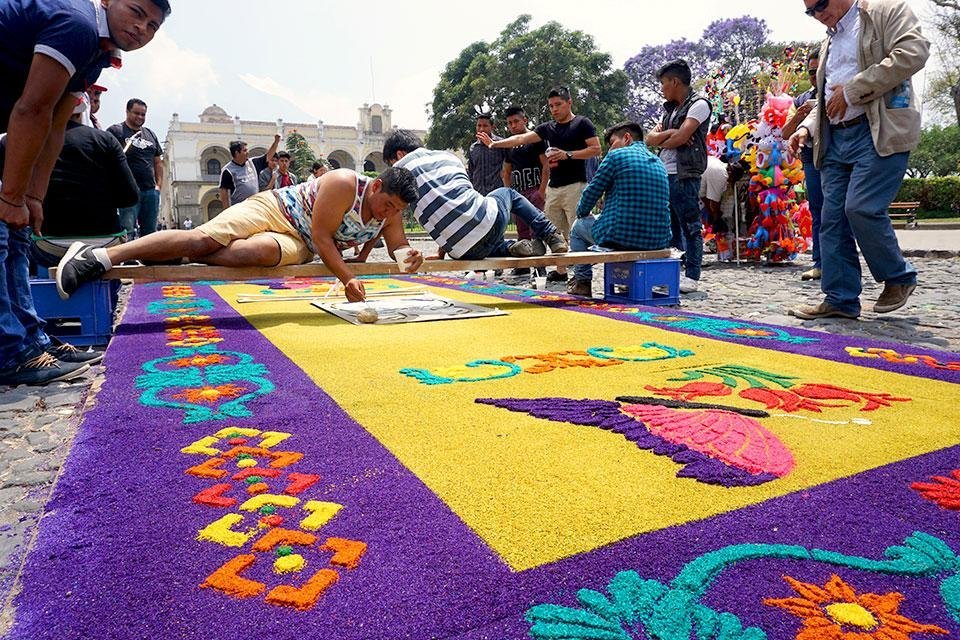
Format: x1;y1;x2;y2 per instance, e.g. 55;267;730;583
395;148;497;259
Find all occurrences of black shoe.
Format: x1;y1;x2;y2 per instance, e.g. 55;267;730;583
57;242;106;300
546;270;568;282
0;352;90;387
509;268;531;276
46;340;103;365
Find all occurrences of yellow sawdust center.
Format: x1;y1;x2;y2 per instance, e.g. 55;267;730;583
825;603;879;629
218;281;960;571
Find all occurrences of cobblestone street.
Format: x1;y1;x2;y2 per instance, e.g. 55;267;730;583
1;247;957;630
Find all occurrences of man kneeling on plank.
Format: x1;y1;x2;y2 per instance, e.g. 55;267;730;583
56;167;421;302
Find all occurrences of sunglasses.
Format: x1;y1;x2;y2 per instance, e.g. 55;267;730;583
805;0;829;16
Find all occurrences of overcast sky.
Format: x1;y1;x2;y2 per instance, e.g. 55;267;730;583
93;0;939;141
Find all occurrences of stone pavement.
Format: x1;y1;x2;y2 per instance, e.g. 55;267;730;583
1;244;957;631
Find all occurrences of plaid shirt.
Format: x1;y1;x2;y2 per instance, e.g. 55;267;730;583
576;142;671;250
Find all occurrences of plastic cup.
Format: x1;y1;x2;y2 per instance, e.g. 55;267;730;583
534;276;547;289
395;247;416;272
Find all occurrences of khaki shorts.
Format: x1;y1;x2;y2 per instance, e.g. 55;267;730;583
544;182;586;238
197;193;314;266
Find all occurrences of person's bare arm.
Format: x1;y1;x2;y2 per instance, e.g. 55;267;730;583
782;102;814;139
266;133;281;159
479;130;541;149
382;217;423;272
0;54;72;229
218;188;230;209
538;154;550;199
502;161;513;188
658;117;704;149
310;173;367;301
153;154;164;189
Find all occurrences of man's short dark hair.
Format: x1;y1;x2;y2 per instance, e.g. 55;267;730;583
808;49;820;64
505;106;526;119
604;121;645;145
656;60;692;86
475;113;493;124
126;98;147;112
378;167;419;204
150;0;172;17
312;160;326;172
229;140;247;157
277;150;291;159
383;129;423;163
548;86;571;101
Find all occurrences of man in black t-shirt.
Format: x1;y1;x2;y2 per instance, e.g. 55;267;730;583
503;106;549;241
108;98;163;240
480;87;601;280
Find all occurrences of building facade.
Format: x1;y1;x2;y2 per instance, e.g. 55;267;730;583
160;103;427;227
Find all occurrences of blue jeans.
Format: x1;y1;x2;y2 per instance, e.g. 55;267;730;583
819;122;915;315
801;149;823;269
0;224;50;369
119;187;160;241
569;215;597;281
458;188;558;259
668;175;703;280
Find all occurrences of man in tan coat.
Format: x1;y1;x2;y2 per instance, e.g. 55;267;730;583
788;0;928;320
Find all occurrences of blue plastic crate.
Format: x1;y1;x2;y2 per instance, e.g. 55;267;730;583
29;278;117;346
603;258;680;306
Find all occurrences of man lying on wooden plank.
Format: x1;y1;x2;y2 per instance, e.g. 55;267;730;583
56;167;421;302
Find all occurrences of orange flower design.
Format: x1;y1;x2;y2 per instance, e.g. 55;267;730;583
728;328;775;337
173;384;246;405
169;354;230;369
764;574;949;640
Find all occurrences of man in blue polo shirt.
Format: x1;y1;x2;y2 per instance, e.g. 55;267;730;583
566;121;671;297
0;0;170;386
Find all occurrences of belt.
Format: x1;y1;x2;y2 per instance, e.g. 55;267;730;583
830;114;868;129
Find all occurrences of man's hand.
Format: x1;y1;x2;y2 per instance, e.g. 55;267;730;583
0;197;29;229
545;147;566;164
26;197;43;235
477;131;494;148
826;84;848;121
789;128;809;156
400;248;423;273
344;278;366;302
652;122;664;134
425;254;442;261
274;133;282;144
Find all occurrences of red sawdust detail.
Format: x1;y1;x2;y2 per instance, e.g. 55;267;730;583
283;473;321;496
186;457;228;479
193;483;237;508
912;470;960;510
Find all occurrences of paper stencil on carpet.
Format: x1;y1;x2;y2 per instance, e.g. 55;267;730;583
7;276;960;640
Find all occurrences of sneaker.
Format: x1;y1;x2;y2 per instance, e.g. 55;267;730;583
789;301;860;320
46;340;103;365
800;267;822;281
873;283;916;314
566;278;592;297
56;242;106;300
0;352;90;387
546;270;568;283
545;232;568;254
509;240;538;257
679;277;699;293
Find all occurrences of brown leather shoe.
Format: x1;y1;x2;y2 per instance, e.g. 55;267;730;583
789;301;859;320
800;267;822;281
873;283;916;314
565;279;592;297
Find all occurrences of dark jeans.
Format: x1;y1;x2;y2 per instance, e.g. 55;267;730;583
668;175;703;281
0;225;50;369
459;188;558;259
119;187;160;241
801;147;823;269
514;187;544;240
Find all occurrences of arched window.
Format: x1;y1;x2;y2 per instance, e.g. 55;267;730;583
371;115;383;134
206;158;221;176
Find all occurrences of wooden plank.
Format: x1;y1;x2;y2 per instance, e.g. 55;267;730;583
49;250;672;283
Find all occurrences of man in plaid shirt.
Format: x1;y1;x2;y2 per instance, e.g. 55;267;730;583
566;121;671;297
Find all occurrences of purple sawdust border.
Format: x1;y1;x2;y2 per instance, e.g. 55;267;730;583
402;274;960;386
5;282;958;640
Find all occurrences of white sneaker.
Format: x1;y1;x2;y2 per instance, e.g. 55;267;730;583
679;277;699;293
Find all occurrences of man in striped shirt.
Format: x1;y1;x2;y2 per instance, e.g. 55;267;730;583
565;121;671;297
383;130;568;261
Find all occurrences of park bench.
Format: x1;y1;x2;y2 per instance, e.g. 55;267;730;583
888;201;919;228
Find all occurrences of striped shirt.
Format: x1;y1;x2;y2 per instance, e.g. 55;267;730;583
576;142;671;250
395;148;498;259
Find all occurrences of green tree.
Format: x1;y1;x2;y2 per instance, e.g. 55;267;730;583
907;124;960;178
426;15;628;151
927;0;960;125
285;130;318;181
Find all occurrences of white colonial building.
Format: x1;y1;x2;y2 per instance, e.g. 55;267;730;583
160;103;427;227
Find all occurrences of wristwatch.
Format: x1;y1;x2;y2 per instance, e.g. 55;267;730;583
566;151;573;160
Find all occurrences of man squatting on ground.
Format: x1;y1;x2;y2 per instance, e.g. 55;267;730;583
56;167;422;303
382;130;568;261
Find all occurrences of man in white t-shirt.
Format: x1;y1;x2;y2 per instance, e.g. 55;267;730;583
645;59;712;293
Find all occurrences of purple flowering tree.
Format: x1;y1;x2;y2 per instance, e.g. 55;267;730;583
625;16;770;127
